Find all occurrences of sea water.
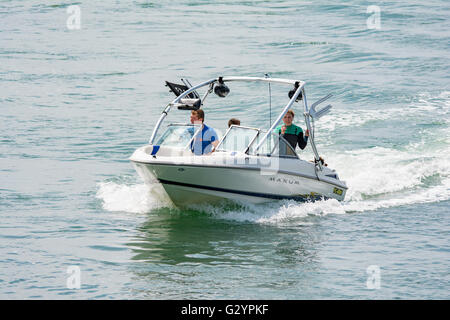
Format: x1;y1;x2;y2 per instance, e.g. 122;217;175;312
1;0;449;299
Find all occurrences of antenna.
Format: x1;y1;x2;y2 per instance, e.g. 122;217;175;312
265;73;271;127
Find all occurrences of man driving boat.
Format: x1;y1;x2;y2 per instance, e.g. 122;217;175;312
188;109;219;155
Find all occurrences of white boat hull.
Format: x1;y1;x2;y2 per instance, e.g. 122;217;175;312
130;146;347;207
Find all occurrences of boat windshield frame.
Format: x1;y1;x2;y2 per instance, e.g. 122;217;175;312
216;125;299;159
155;123;202;149
246;130;300;159
215;125;260;153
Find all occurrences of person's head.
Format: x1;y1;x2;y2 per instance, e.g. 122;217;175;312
283;109;294;126
190;109;204;124
228;118;241;127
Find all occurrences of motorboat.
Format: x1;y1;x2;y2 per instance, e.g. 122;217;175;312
130;76;347;207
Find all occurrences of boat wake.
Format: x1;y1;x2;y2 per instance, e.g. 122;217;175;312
96;91;450;223
96;143;450;223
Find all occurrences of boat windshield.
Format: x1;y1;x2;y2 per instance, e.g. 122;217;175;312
156;123;201;148
247;130;298;158
216;125;259;153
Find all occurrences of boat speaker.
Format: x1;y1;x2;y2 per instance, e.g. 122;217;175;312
214;77;230;98
288;82;303;101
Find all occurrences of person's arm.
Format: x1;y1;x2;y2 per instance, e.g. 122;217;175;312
297;129;309;150
211;140;219;152
207;129;220;154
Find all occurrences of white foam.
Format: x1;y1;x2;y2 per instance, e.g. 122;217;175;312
96;181;173;213
341;178;450;213
318;91;450;132
190;198;346;225
330;145;450;201
206;177;450;225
